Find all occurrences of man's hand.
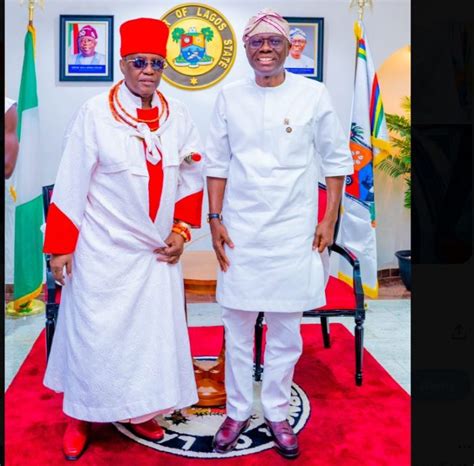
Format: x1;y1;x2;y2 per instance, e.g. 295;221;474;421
154;231;185;265
210;220;234;272
50;253;73;285
315;175;345;252
313;218;337;253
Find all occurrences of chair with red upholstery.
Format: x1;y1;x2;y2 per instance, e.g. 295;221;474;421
253;183;366;385
42;184;62;360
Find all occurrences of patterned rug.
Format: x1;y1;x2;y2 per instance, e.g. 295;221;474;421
5;324;410;465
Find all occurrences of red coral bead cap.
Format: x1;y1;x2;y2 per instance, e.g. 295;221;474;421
120;18;169;58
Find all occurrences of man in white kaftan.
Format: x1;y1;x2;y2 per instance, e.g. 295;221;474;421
43;18;203;460
5;97;19;288
285;27;315;71
68;24;106;66
5;96;19;179
205;9;354;458
285;52;315;70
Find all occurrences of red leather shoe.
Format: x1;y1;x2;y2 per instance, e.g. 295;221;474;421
265;418;300;459
212;416;250;453
129;418;165;441
63;419;91;461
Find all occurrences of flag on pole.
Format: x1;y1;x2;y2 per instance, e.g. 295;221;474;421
11;24;44;311
336;20;391;299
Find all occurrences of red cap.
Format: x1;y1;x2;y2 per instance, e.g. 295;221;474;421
120;18;169;58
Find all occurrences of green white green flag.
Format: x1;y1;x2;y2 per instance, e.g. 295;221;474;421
12;25;44;310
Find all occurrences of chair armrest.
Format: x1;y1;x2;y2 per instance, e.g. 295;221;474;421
330;243;358;267
329;243;364;309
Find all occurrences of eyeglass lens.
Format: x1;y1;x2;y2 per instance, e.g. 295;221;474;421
249;37;284;49
130;58;165;71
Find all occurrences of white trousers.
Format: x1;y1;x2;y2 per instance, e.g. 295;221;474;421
222;307;303;422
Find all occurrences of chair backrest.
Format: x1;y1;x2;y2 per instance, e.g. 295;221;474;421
42;184;63;308
317;182;342;242
42;184;54;220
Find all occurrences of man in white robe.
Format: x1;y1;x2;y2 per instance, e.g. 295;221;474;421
285;27;315;71
205;9;354;458
43;18;203;460
5;96;19;178
68;25;106;66
5;97;19;289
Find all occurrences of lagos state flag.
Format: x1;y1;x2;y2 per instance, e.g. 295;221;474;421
336;21;390;298
12;25;44;310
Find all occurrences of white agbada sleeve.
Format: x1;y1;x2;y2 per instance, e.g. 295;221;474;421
176;104;204;201
5;97;16;113
205;91;232;179
173;102;204;227
44;103;99;253
314;85;354;177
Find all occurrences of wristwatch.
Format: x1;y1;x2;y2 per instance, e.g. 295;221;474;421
207;213;223;223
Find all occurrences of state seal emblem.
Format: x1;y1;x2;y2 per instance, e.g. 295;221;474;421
114;377;310;458
161;3;237;90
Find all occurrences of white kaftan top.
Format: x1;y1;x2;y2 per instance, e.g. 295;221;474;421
205;72;353;312
5;97;17;283
5;97;16;113
285;54;315;70
43;83;203;421
69;52;106;65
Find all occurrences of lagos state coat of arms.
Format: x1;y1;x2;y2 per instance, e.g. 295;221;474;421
161;3;237;90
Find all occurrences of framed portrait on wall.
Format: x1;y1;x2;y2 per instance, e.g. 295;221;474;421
59;15;114;82
284;17;324;81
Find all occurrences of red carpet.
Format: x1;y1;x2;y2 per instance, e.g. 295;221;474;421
5;324;410;465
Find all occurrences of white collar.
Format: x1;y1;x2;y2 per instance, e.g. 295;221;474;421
251;70;291;92
119;81;161;115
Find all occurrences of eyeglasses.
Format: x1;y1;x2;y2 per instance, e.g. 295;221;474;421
124;57;165;71
247;36;286;50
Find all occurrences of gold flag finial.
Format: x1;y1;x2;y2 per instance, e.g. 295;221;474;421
19;0;45;25
349;0;373;21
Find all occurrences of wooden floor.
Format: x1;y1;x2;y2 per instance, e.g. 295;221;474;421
5;278;411;393
5;276;410;305
185;277;410;303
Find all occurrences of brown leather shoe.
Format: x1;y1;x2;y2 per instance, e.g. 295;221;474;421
63;419;91;461
129;418;164;441
212;416;250;453
265;418;300;459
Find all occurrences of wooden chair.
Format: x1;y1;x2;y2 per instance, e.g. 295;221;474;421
253;183;366;385
42;184;61;360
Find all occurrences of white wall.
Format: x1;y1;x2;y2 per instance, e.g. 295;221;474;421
5;0;410;280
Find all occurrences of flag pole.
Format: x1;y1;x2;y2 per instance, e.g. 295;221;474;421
28;0;34;24
338;0;390;299
18;0;46;25
6;0;46;317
